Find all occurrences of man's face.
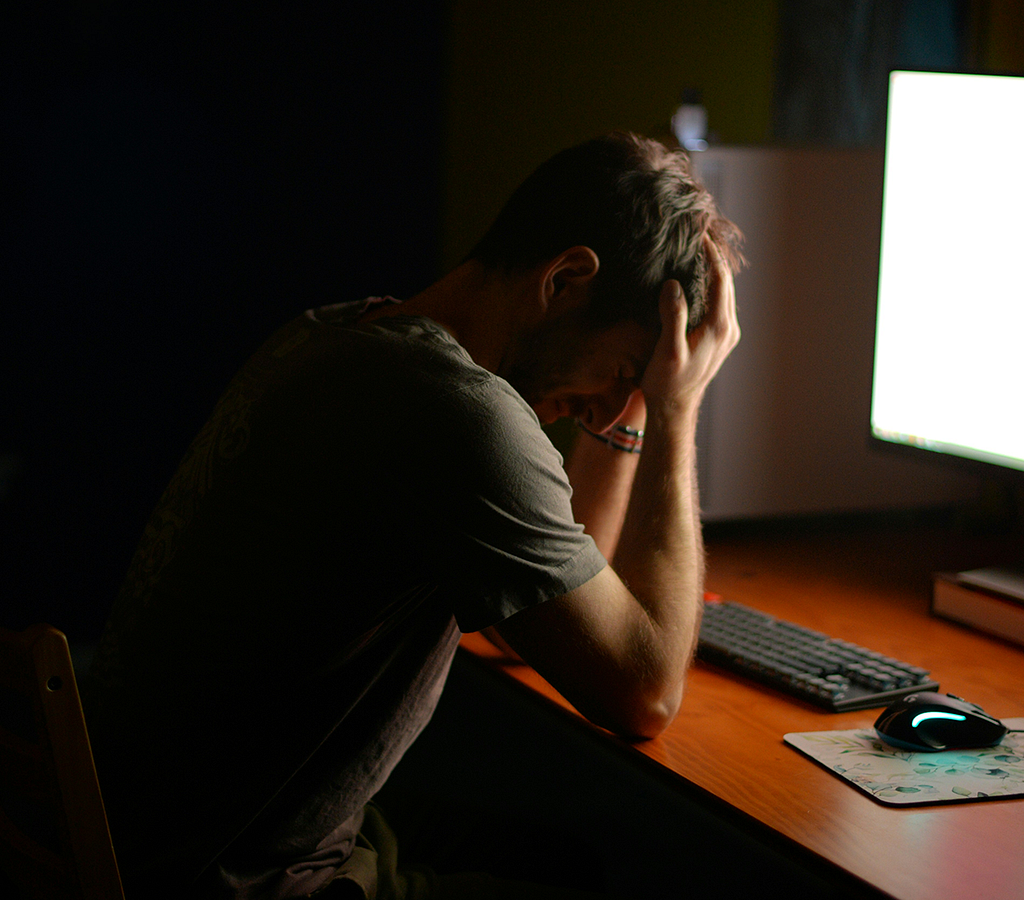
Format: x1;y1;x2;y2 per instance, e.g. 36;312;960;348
500;308;658;433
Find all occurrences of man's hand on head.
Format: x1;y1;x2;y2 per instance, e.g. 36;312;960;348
640;237;740;427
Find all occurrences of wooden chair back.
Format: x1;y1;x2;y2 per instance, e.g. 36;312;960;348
0;623;124;899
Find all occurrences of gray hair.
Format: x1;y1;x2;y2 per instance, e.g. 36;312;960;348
469;132;743;333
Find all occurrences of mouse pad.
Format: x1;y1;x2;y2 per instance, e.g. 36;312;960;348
784;718;1024;807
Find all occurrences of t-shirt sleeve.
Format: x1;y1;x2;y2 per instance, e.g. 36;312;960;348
419;375;608;633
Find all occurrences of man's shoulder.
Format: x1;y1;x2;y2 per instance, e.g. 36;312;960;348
303;304;486;383
252;303;543;450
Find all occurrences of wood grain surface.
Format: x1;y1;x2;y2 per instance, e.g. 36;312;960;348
461;521;1024;900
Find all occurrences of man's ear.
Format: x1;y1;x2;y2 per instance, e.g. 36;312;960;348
539;246;600;316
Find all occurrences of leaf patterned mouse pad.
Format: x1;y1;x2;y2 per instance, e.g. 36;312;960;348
784;718;1024;806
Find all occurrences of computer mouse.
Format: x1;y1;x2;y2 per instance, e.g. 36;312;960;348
874;692;1007;752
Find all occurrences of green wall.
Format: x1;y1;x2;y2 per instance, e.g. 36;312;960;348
442;0;779;268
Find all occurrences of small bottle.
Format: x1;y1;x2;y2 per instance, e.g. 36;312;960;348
671;88;708;152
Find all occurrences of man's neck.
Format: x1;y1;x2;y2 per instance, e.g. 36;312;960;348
368;261;530;375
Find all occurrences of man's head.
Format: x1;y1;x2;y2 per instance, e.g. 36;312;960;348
468;131;743;335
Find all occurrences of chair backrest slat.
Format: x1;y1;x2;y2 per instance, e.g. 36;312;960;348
0;624;124;900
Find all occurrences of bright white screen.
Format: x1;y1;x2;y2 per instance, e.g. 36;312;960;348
870;70;1024;472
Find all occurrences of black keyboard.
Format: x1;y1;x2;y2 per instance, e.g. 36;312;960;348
697;600;939;711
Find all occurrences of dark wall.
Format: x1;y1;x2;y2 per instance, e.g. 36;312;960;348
1;4;445;638
772;0;977;146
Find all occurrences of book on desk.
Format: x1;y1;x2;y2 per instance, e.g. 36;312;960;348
932;568;1024;648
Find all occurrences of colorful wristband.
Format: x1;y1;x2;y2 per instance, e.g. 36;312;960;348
577;420;644;454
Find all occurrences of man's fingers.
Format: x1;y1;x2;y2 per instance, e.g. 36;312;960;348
659;279;686;333
702;236;740;343
673;237;739;394
641;246;739;411
657;278;690;371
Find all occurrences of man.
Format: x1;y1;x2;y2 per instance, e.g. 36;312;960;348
83;131;742;899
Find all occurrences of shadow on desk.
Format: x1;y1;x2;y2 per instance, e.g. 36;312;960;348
384;648;867;899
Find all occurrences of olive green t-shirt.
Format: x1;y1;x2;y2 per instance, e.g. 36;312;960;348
84;300;606;898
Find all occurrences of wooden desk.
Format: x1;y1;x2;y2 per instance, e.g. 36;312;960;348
460;522;1024;900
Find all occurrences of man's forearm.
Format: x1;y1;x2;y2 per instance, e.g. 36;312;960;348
611;404;705;692
565;424;642;561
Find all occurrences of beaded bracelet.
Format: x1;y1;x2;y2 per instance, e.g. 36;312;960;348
577;420;644;454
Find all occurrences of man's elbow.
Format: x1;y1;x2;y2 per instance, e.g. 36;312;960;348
606;677;686;740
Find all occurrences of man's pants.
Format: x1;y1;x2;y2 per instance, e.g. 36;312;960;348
316;802;620;900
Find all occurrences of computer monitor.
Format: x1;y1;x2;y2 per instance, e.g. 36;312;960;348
870;70;1024;490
